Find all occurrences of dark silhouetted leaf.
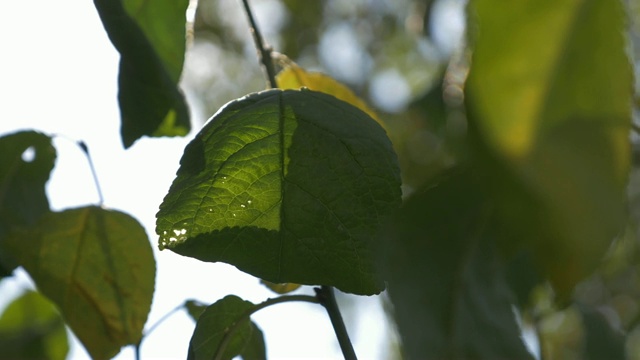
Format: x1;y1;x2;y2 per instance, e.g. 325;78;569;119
157;89;402;295
379;171;533;359
94;0;190;148
188;295;255;360
5;206;156;359
240;322;266;360
579;305;626;360
0;290;69;360
185;299;209;321
0;131;55;277
466;0;631;296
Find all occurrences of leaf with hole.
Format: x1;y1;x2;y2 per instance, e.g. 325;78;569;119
4;206;156;359
157;89;401;295
0;131;55;277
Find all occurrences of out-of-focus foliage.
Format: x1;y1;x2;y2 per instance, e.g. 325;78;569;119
0;290;69;360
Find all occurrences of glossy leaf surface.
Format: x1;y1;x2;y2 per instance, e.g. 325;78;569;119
5;206;156;359
0;131;55;276
188;295;255;360
466;0;631;295
379;172;533;359
0;291;69;360
157;89;401;295
94;0;190;147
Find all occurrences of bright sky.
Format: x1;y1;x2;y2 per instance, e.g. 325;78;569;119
0;1;391;359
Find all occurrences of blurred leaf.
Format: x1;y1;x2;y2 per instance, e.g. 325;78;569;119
260;280;301;294
378;170;533;359
185;299;209;321
0;131;55;277
276;63;383;126
240;322;266;360
157;89;402;295
94;0;190;148
579;305;626;360
466;0;631;296
5;206;156;359
0;290;69;360
188;295;255;360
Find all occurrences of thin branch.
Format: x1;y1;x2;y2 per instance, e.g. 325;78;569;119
241;0;278;88
77;141;105;206
214;294;319;360
136;303;186;359
315;286;358;360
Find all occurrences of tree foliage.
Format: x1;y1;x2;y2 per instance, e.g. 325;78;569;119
1;0;639;359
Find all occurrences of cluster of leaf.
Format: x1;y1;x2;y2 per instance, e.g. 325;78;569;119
2;0;640;359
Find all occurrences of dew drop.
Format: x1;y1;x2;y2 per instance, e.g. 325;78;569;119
240;204;246;208
247;200;252;205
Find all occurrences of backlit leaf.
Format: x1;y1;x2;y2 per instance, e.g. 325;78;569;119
157;89;401;295
465;0;631;295
276;63;383;125
94;0;190;148
0;131;55;276
378;171;533;359
5;206;156;359
260;280;301;294
188;295;255;360
0;290;69;360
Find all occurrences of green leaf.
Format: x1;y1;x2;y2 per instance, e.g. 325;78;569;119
0;290;69;360
240;322;266;360
185;299;209;321
465;0;631;296
578;305;626;360
4;206;156;359
378;171;533;359
94;0;190;148
276;63;383;126
157;89;402;295
260;279;301;294
0;131;55;276
188;295;255;360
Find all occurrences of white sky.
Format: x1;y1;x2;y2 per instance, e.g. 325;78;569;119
0;1;391;359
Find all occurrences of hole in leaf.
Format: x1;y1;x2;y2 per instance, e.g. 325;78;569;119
21;146;36;163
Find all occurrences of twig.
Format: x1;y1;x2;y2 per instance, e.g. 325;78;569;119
315;286;358;360
241;0;278;88
136;303;186;359
77;141;105;206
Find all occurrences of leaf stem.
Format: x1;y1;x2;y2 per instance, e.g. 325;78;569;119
315;286;358;360
240;0;278;88
77;141;105;206
214;294;319;360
